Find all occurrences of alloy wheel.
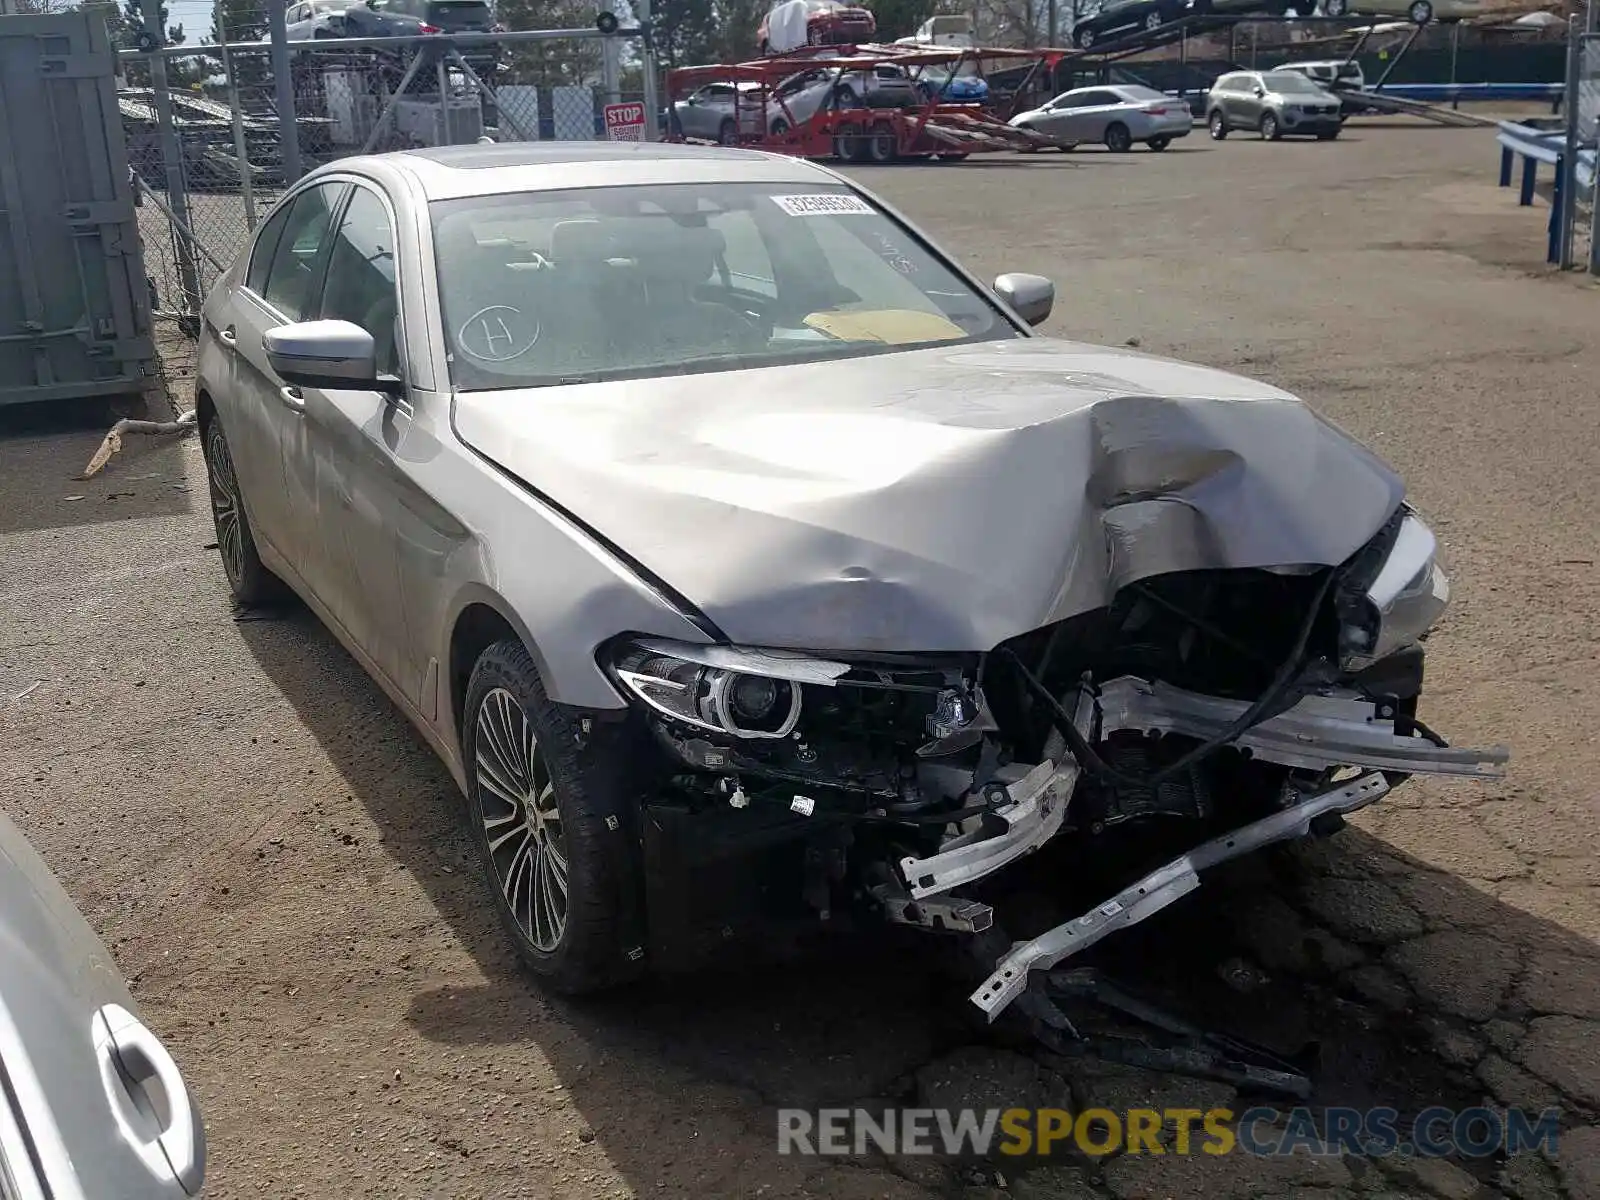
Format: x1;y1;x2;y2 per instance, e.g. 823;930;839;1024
475;686;568;953
205;425;245;590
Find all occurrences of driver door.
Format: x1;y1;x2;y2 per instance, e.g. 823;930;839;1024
301;182;420;694
1038;93;1086;140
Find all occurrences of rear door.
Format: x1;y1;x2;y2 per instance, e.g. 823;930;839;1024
1073;89;1125;140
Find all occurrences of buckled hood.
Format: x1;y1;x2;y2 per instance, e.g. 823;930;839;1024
453;337;1403;651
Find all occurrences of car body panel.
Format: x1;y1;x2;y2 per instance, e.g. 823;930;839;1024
451;337;1402;654
0;805;204;1198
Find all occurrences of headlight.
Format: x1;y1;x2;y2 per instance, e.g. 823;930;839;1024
607;637;849;740
1338;511;1451;671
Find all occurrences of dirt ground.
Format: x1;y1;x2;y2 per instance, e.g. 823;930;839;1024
3;121;1599;1200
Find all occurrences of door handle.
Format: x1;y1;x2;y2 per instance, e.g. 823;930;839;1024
94;1003;207;1195
279;385;306;412
218;325;237;347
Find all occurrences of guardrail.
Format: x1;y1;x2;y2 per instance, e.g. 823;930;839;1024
1496;119;1596;263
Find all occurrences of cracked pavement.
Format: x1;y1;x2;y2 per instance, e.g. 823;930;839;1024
1;121;1598;1198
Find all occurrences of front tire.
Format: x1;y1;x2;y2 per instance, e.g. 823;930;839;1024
1260;111;1281;140
1147;135;1171;150
463;640;645;994
1104;121;1133;152
1074;25;1096;47
717;118;737;146
1209;109;1228;139
1408;0;1432;20
201;414;287;607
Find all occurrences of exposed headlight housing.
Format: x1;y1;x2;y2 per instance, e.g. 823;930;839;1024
607;637;849;740
1337;510;1451;672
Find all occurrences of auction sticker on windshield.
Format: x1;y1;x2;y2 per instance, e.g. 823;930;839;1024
772;194;875;216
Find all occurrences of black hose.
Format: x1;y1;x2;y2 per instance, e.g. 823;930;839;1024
1411;717;1449;747
999;567;1340;791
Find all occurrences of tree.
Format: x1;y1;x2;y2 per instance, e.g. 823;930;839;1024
868;0;940;41
210;0;266;44
122;0;187;46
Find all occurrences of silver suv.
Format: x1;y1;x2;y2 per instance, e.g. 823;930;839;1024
1207;70;1344;141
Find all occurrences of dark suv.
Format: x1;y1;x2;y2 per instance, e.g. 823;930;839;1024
1070;0;1189;48
373;0;502;77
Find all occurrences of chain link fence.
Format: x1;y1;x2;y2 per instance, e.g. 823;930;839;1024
122;23;653;380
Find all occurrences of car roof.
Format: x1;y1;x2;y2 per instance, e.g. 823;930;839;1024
360;141;841;200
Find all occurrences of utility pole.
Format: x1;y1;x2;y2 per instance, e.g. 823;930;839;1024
1048;0;1058;47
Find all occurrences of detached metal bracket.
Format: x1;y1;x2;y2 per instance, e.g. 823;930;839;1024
1090;675;1509;779
971;771;1393;1020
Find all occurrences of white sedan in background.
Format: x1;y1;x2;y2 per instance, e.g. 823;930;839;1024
1008;84;1194;152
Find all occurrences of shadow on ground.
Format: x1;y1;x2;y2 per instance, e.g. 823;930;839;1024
240;606;1597;1199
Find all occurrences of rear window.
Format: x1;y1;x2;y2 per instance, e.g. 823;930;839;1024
427;0;490;22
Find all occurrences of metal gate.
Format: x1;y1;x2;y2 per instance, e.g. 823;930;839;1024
0;12;154;408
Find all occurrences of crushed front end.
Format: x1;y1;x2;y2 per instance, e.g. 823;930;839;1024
601;505;1507;1009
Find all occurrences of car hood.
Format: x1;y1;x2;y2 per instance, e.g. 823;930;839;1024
453;337;1403;652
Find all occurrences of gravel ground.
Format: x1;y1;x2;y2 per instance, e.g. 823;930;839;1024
4;121;1600;1199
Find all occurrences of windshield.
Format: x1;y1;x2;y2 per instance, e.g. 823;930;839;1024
1264;72;1324;94
431;182;1019;391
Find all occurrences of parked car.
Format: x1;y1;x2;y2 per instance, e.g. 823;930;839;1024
1272;58;1371;112
194;141;1504;1013
1323;0;1480;22
1009;84;1193;151
916;60;990;103
287;0;502;83
757;0;875;52
1188;0;1317;14
0;804;207;1196
1070;0;1190;48
894;13;976;45
773;62;920;121
669;80;771;143
1272;58;1366;91
1207;69;1344;139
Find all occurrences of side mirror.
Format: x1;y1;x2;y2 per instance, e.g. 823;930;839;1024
263;320;399;394
993;272;1054;327
1253;86;1265;97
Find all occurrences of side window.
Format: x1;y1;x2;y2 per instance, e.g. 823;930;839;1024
1051;93;1083;109
261;182;345;320
1082;90;1119;106
318;185;401;377
245;200;293;294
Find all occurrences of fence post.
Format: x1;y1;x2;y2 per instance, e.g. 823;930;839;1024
270;0;304;184
637;0;660;139
218;14;256;230
1559;14;1581;268
139;0;202;331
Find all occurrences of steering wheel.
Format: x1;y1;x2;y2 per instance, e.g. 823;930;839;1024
456;305;540;363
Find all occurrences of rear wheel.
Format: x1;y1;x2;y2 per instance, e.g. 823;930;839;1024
865;119;898;163
1408;0;1432;20
717;118;737;145
1074;25;1096;47
1144;10;1163;30
1260;111;1281;140
1104;121;1133;152
1209;109;1228;139
1147;135;1171;151
201;413;288;607
834;119;866;161
463;640;647;994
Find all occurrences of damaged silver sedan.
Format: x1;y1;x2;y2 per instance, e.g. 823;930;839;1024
194;142;1506;1019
